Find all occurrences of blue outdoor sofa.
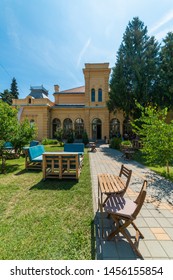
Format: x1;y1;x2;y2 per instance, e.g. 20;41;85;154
64;143;84;166
64;143;84;154
25;145;45;170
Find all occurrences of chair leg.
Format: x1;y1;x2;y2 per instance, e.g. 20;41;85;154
131;221;144;239
107;217;144;258
121;228;143;259
108;218;131;240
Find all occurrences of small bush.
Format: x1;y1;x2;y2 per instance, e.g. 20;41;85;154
109;137;122;149
121;140;132;147
66;131;74;143
82;130;89;146
54;128;63;142
42;138;58;145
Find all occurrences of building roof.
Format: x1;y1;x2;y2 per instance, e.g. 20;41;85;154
55;86;85;94
29;85;49;98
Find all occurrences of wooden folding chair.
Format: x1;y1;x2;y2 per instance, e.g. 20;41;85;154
104;180;147;258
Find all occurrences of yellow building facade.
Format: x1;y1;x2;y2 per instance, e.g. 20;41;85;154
13;63;125;141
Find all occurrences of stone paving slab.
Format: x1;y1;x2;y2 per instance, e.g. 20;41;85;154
89;144;173;259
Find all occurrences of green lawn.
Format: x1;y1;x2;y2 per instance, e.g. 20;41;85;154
0;145;94;260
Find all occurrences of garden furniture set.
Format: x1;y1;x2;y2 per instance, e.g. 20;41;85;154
25;143;84;180
98;164;147;258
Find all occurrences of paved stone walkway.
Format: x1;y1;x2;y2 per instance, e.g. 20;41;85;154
89;144;173;259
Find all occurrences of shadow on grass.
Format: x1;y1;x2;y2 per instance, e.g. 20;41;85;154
30;178;78;191
14;169;42;176
90;219;96;259
1;164;21;174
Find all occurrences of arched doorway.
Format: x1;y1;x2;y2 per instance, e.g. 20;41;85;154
52;118;61;138
92;118;102;140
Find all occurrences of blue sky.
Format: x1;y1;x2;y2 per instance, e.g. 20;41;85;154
1;0;173;101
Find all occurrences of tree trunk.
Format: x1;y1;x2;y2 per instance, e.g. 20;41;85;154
166;161;169;176
1;155;6;174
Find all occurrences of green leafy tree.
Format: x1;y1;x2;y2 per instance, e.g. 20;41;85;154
108;17;160;118
0;100;37;172
10;77;19;99
11;119;37;153
0;89;14;105
132;104;173;175
158;32;173;109
0;100;18;141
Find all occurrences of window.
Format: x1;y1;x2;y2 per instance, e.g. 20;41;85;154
63;118;73;138
52;118;61;138
28;98;31;104
91;88;95;102
30;119;35;128
98;88;102;102
74;118;84;139
123;118;132;139
110;118;120;138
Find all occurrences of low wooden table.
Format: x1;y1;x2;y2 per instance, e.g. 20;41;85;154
98;173;126;237
124;149;135;159
42;152;80;180
89;142;96;152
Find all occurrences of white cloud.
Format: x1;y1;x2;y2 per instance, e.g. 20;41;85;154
77;38;91;67
150;10;173;34
154;28;173;41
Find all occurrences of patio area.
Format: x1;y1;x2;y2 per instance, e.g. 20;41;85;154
89;144;173;260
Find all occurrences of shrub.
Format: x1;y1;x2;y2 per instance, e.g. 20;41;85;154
54;128;63;142
66;131;74;143
42;138;58;145
82;130;89;146
109;137;122;149
121;140;132;147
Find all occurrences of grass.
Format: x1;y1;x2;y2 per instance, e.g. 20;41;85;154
133;150;173;181
0;145;94;260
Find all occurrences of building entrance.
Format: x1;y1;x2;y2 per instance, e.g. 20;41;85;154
92;118;102;140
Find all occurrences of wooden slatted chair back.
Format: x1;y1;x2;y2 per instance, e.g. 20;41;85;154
119;164;132;188
133;180;147;218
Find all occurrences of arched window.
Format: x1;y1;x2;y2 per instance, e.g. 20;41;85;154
98;88;102;102
30;119;35;128
123;118;132;140
92;118;102;140
63;118;73;138
74;118;84;139
91;88;95;102
110;118;120;138
52;118;61;138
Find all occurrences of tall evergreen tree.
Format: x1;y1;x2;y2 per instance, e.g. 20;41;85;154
159;32;173;109
10;77;19;99
108;17;160;118
0;89;13;105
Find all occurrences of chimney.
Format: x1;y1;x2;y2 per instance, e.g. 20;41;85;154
54;84;60;92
